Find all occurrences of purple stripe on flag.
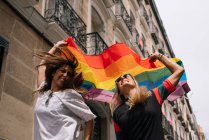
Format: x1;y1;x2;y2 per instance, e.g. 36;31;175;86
167;81;190;101
84;88;114;103
85;81;190;103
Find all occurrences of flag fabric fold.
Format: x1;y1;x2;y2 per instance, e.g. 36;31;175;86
64;37;190;103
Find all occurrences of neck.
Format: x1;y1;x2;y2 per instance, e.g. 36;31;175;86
51;82;61;92
122;88;137;99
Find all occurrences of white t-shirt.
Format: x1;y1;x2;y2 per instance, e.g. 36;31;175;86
34;88;96;140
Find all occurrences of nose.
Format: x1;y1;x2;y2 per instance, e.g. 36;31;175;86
120;77;127;84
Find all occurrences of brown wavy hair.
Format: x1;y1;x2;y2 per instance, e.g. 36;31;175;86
34;47;86;94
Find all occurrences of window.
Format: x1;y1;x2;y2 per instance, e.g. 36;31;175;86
0;36;8;76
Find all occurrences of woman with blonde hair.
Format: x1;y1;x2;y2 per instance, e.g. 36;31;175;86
34;41;96;140
112;52;184;140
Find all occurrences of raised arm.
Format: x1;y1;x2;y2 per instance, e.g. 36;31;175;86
149;52;184;87
37;40;67;87
84;120;94;140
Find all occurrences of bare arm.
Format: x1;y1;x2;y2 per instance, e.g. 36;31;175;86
149;52;184;87
84;120;94;140
37;41;67;87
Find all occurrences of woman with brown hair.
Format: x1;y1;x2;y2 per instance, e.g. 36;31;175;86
112;52;184;140
34;41;96;140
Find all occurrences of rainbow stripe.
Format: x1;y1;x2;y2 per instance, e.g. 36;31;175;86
64;37;190;102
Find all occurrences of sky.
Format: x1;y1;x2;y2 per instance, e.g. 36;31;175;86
155;0;209;139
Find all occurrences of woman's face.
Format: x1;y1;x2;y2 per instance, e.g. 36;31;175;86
52;64;72;90
115;74;136;94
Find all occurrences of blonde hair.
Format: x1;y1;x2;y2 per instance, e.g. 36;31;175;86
127;86;151;109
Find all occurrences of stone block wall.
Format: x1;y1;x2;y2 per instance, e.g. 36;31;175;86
0;1;50;139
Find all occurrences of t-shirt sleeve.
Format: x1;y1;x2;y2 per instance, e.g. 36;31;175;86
152;79;176;105
63;90;96;122
113;109;123;140
114;121;123;140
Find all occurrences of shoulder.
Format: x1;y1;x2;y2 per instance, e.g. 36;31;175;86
63;89;84;101
114;103;127;115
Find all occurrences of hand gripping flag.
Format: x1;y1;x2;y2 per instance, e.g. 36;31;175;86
63;37;190;103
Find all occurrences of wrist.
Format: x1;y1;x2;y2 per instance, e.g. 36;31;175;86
157;53;163;60
49;45;59;54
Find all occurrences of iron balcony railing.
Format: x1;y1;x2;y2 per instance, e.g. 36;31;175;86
178;115;183;121
114;0;133;34
86;32;108;55
149;20;159;44
162;115;174;139
139;4;149;26
131;28;140;47
174;131;179;140
45;0;87;52
131;28;146;57
173;101;180;114
168;101;175;106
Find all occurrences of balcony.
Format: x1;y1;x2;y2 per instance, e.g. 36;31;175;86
45;0;87;50
86;32;108;55
131;28;140;47
181;121;186;128
185;127;189;132
139;4;149;32
190;123;195;130
168;101;174;106
149;20;159;44
131;29;148;57
189;133;192;140
162;115;174;140
174;131;178;140
181;98;185;104
114;0;133;34
178;115;183;122
173;102;180;114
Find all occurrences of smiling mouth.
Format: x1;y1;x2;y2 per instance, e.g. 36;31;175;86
60;78;67;82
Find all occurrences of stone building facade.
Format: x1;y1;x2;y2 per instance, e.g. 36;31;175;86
0;0;203;139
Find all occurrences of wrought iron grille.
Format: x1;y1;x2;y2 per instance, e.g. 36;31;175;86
114;0;133;34
174;131;178;140
139;4;149;26
86;32;108;55
149;20;159;44
131;28;140;46
45;0;87;52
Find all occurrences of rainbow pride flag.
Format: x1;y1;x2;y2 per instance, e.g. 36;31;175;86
64;37;190;102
